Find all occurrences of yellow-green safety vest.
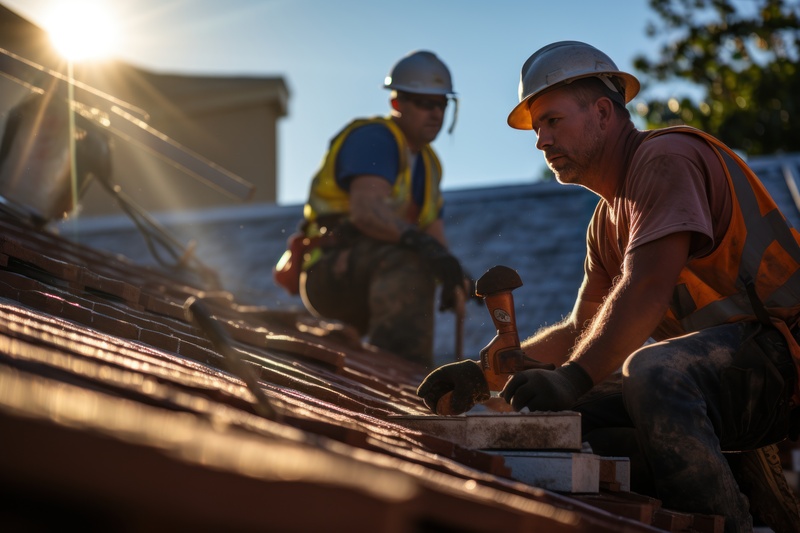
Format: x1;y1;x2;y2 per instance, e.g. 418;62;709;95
303;116;443;235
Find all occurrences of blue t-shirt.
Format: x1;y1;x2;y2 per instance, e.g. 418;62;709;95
335;123;427;208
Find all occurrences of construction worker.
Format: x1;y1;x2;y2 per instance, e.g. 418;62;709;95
296;50;468;368
418;41;800;532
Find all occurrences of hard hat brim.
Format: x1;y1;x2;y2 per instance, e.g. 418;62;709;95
383;84;456;96
506;71;640;130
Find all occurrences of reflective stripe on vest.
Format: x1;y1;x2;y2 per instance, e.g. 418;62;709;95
303;116;443;230
649;126;800;331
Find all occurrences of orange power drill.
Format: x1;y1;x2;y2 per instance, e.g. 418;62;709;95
476;265;555;391
434;265;553;415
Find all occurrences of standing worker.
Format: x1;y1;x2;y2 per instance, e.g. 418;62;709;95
417;41;800;532
294;50;468;369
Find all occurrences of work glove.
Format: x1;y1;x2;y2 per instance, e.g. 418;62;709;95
417;359;490;415
400;229;465;312
500;362;593;412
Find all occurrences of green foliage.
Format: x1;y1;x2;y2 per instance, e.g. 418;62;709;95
633;0;800;155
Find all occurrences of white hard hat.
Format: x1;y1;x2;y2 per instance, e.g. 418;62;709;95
383;50;455;96
507;41;640;130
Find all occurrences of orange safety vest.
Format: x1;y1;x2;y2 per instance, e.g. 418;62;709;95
649;126;800;400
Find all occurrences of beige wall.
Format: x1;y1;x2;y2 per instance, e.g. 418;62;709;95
73;67;288;215
0;4;289;217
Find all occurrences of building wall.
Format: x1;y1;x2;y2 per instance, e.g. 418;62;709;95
72;67;288;215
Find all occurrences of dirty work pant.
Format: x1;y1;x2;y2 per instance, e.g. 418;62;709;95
573;322;797;533
300;235;436;368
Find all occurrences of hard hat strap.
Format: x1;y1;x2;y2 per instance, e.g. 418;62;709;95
448;97;459;135
597;75;626;107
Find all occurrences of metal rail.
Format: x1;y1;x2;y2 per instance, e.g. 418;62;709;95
0;47;255;201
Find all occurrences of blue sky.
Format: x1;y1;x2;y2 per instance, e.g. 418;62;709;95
3;0;665;205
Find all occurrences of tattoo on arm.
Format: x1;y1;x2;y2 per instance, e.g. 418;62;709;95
349;182;411;241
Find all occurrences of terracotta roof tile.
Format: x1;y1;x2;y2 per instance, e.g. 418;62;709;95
9;152;800;530
0;205;675;531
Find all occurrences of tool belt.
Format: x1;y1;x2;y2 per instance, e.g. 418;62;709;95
272;215;356;295
272;229;314;296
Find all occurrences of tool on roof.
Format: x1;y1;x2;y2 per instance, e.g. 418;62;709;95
475;265;555;389
184;296;281;421
423;265;554;415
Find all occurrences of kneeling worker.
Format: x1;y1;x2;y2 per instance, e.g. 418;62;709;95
298;50;468;369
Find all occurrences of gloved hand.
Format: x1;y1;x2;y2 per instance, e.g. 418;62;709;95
400;229;465;312
500;362;593;412
417;359;490;415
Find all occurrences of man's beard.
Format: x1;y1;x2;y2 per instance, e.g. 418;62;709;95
548;117;603;185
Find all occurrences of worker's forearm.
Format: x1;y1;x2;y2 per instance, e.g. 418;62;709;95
349;195;411;242
518;276;668;381
569;277;668;384
520;320;581;366
569;233;691;384
348;176;414;242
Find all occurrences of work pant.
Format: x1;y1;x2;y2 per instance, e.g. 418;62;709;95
573;321;798;533
300;235;436;368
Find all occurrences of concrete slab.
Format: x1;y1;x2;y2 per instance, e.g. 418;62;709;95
389;411;582;450
491;451;600;493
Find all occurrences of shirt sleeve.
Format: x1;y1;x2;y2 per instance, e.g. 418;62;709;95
335;123;399;190
624;133;719;259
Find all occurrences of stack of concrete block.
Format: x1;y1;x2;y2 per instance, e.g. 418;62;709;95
392;411;627;494
392;411;727;532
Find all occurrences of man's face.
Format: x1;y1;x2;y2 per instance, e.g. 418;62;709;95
393;92;447;149
527;89;604;186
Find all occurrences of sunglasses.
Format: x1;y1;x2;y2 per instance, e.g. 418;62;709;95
403;95;448;111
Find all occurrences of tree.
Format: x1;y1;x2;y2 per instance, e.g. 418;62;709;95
633;0;800;155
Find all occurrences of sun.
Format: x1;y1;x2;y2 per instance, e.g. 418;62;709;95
44;1;121;62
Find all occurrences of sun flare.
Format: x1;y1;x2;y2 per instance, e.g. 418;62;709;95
44;1;121;61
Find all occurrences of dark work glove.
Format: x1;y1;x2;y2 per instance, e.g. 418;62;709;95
500;362;593;412
400;229;465;312
417;359;490;415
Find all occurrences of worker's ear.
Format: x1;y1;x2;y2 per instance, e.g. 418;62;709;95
595;97;614;130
